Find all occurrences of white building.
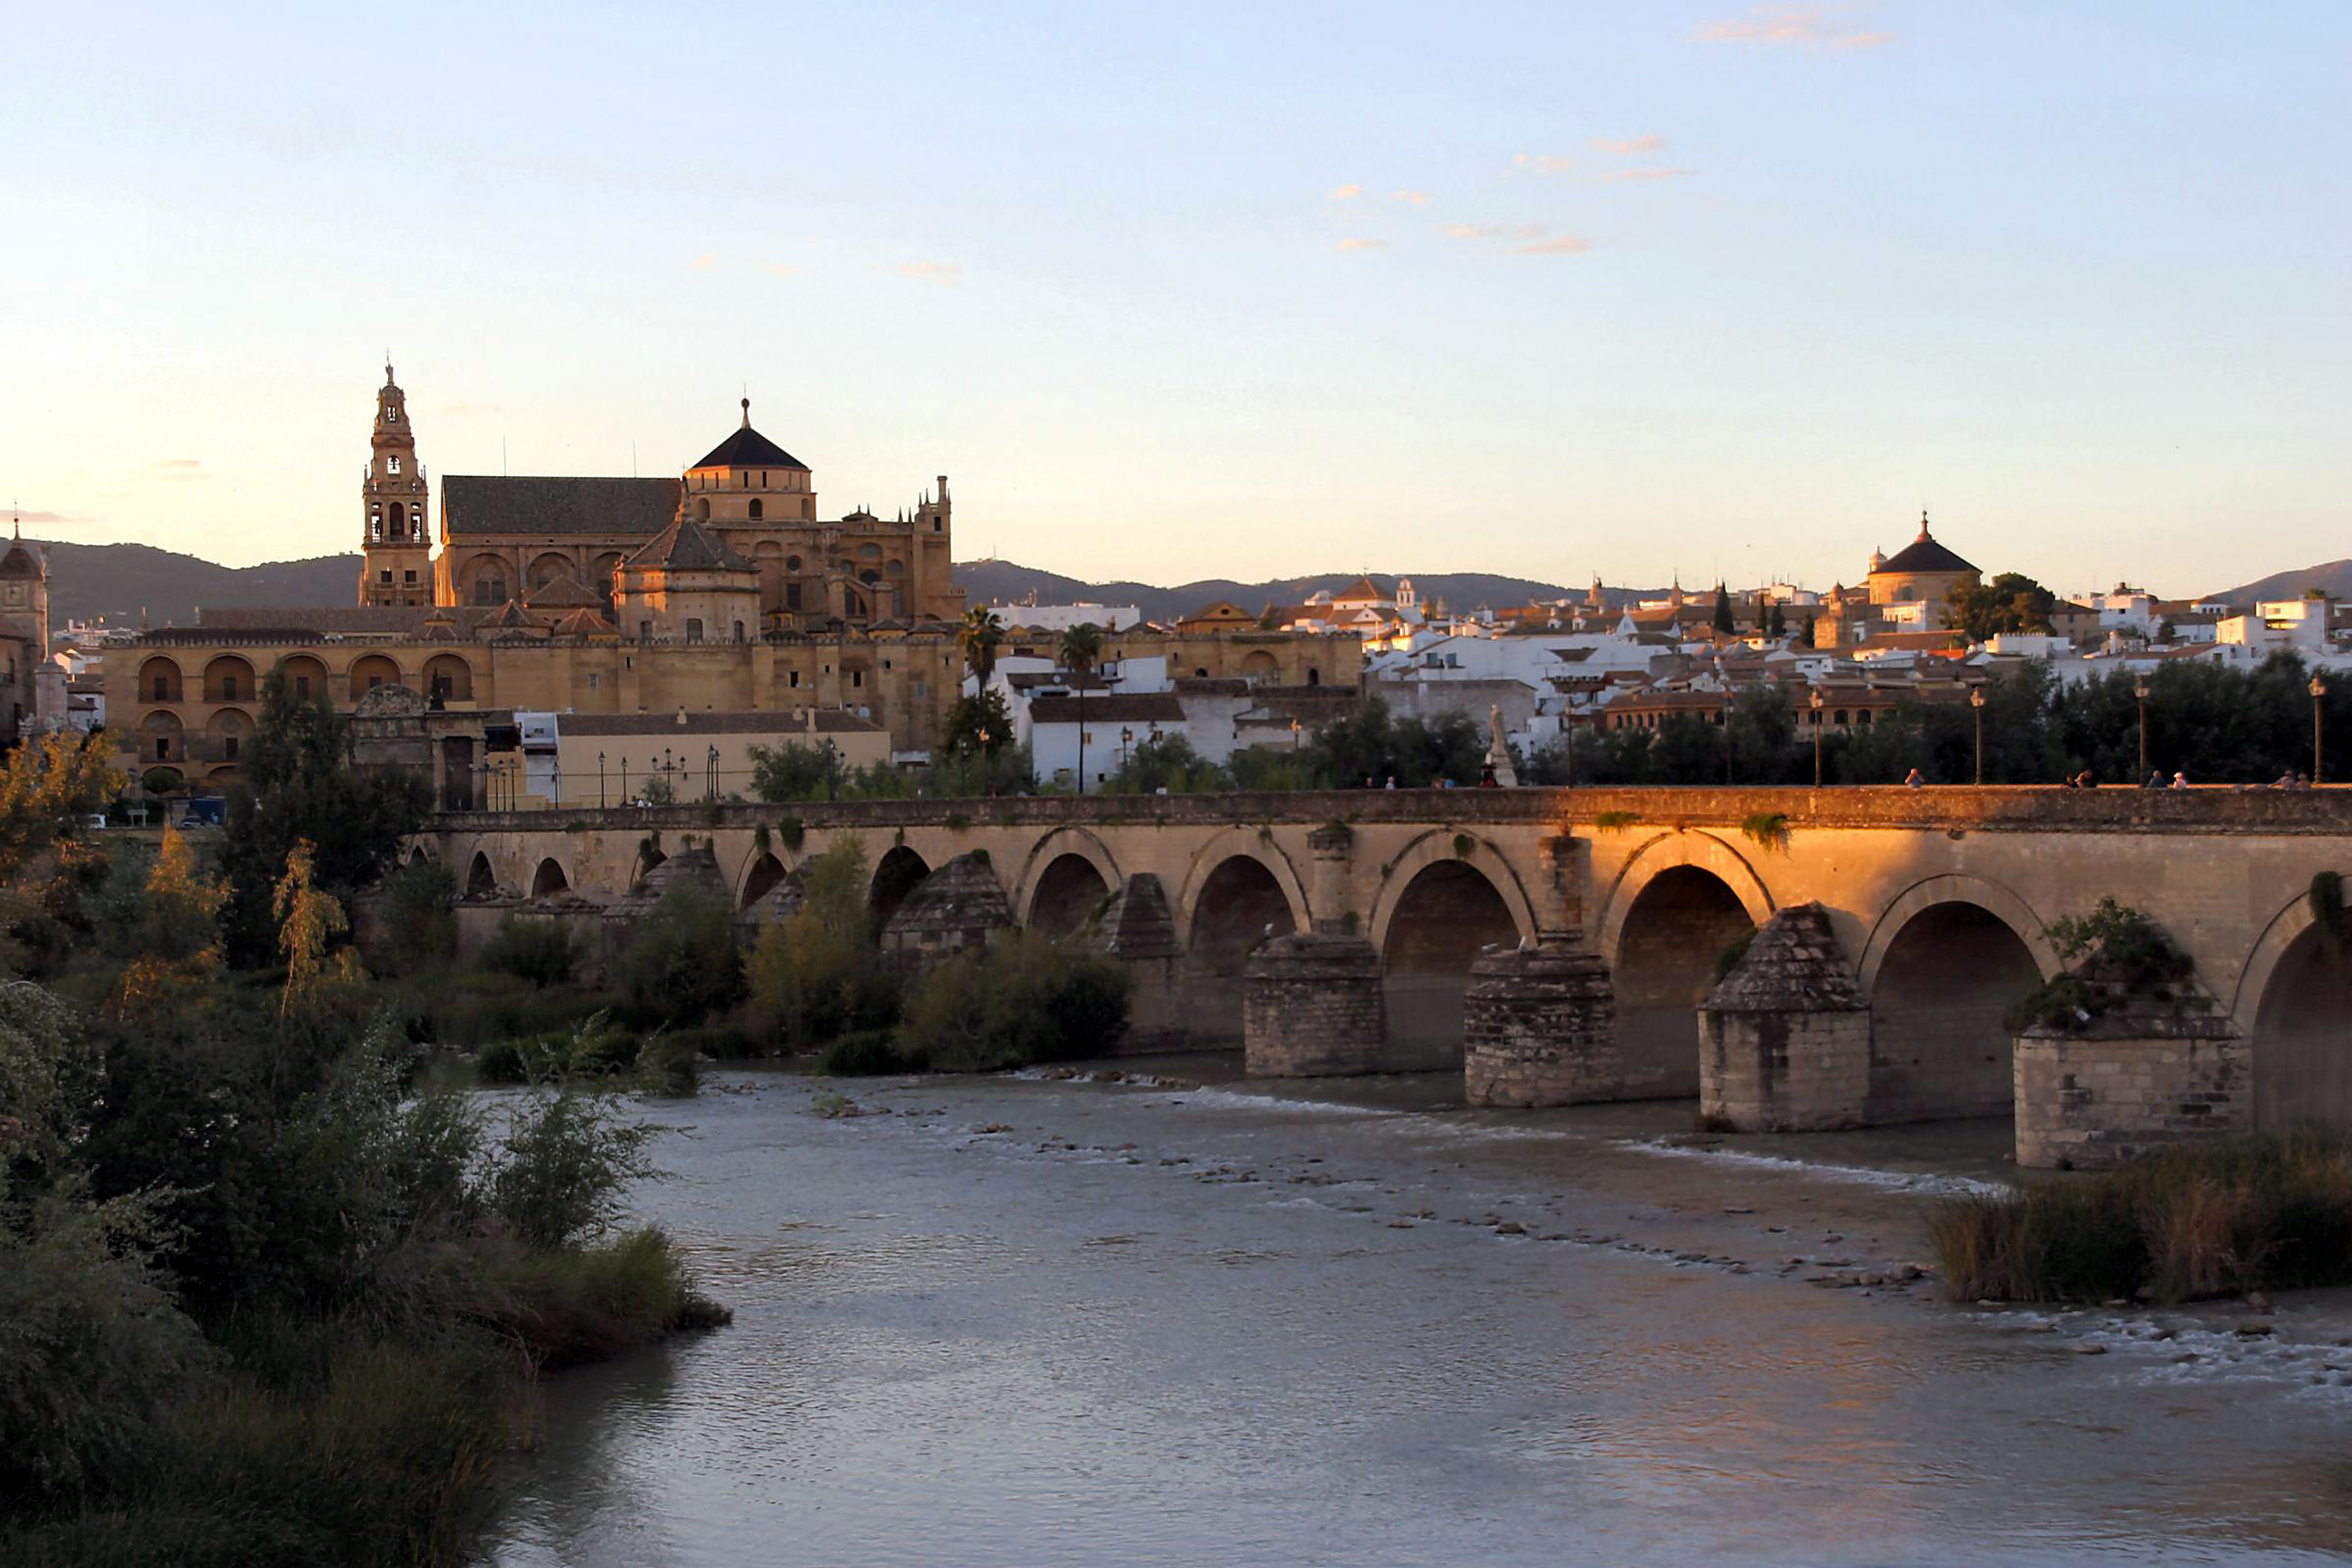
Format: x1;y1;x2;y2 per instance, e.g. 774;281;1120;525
985;601;1145;633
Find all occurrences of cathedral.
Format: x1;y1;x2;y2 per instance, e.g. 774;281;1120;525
101;366;1347;804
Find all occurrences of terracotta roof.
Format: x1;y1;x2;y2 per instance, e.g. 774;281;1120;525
549;607;618;638
524;572;607;608
691;422;808;472
1330;575;1386;604
623;515;753;572
441;475;681;538
555;709;884;736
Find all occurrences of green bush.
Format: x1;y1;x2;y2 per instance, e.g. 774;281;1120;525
611;890;743;1025
477;916;586;989
745;840;897;1051
821;1028;920;1076
377;858;457;974
898;931;1130;1073
485;1086;656;1250
1931;1128;2352;1302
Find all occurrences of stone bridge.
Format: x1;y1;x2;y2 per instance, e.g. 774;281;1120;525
420;787;2352;1159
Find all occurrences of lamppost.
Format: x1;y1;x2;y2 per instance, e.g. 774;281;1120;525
598;750;607;810
1970;685;1987;786
1120;726;1134;775
976;727;992;796
706;744;720;800
2312;673;2328;783
2134;677;2151;781
1809;686;1824;786
1289;716;1302;751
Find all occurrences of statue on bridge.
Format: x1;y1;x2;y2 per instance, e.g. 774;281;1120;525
1483;703;1519;789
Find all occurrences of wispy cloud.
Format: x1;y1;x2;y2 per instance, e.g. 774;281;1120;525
1696;4;1893;49
1601;167;1697;181
1592;134;1667;155
1389;188;1431;205
1513;153;1577;174
10;510;76;525
1515;234;1595;256
898;260;960;285
1333;237;1390;252
689;252;717;270
1443;223;1550;242
1331;183;1363;200
767;263;802;278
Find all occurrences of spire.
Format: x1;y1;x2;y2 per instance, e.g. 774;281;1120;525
385;354;394;386
740;396;751;430
1918;507;1932;541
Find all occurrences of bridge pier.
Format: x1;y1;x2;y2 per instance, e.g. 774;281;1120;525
1085;874;1190;1053
1698;905;1871;1131
1461;940;1617;1106
1243;823;1388;1076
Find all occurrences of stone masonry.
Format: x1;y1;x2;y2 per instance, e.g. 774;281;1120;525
1461;941;1617;1106
1243;933;1385;1077
1699;904;1870;1131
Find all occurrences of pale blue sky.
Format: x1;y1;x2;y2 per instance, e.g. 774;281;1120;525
2;2;2343;597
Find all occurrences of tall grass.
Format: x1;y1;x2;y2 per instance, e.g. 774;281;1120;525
1931;1128;2352;1302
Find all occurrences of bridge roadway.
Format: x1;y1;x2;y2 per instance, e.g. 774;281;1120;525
423;786;2352;1136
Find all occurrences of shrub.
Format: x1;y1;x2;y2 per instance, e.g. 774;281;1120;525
485;1085;655;1250
611;890;743;1025
477;916;585;989
1929;1129;2352;1303
821;1028;920;1076
898;931;1131;1073
2007;898;2199;1034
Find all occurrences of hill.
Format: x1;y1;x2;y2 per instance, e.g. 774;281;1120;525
2205;559;2352;608
953;561;1636;622
34;541;358;629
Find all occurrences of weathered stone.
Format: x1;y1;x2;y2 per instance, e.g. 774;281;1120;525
1698;903;1869;1131
1461;940;1619;1107
2013;943;2243;1169
1243;931;1385;1076
880;851;1012;982
1081;873;1189;1054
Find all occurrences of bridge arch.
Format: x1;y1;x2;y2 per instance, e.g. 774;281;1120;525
1860;877;2053;1124
1173;827;1309;946
1601;832;1771;1098
739;850;789;911
1374;843;1526;1068
465;850;499;899
870;844;931;927
530;856;570;897
2238;889;2352;1132
1366;830;1537;959
1011;826;1123;931
630;840;667;890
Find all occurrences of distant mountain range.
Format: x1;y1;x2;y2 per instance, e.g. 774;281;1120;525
31;536;2325;633
2204;559;2352;608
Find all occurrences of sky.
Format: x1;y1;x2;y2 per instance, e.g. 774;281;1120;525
2;2;2345;599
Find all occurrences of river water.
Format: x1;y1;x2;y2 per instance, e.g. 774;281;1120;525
487;1062;2352;1566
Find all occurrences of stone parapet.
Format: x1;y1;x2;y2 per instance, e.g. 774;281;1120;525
1461;942;1618;1106
2014;1031;2245;1168
1243;932;1385;1077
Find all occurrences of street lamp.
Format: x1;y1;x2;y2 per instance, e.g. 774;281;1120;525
2312;673;2328;783
1969;685;1986;786
598;750;607;810
706;743;720;800
1289;716;1302;751
2134;677;2151;781
1120;726;1134;774
1809;686;1824;786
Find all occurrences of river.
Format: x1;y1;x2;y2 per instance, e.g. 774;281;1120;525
487;1062;2352;1566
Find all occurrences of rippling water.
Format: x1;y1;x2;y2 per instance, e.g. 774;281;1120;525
487;1065;2352;1566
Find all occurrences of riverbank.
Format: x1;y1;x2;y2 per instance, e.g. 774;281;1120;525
491;1061;2352;1567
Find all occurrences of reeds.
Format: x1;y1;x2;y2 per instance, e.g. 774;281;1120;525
1930;1128;2352;1302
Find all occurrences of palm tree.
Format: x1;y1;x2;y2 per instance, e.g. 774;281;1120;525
1059;621;1104;792
958;606;1005;695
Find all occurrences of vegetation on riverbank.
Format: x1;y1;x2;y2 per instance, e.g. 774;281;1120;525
1929;1130;2352;1303
0;725;725;1566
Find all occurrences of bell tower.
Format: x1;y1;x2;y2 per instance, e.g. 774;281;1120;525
359;361;434;608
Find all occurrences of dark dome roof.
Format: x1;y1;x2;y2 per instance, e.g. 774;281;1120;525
691;419;808;472
1875;517;1976;576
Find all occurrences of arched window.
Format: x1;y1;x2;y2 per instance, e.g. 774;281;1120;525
695;496;711;521
388;455;401;475
749;499;764;520
1306;667;1320;686
389;502;405;531
686;619;704;643
733;621;746;642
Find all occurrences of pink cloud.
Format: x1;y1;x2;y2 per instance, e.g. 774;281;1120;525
1515;234;1594;256
1331;183;1363;200
1513;153;1577;174
1333;237;1391;252
1696;4;1893;49
898;260;960;284
1592;135;1667;155
1390;189;1432;205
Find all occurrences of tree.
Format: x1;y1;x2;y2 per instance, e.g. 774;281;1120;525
957;606;1005;691
273;839;354;1018
1105;734;1228;794
112;827;227;1022
747;739;838;802
1711;584;1735;636
1058;622;1105;792
220;666;429;967
612;888;745;1023
940;686;1014;759
1946;571;2057;643
1766;600;1787;639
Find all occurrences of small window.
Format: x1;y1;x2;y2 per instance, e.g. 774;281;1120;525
156;737;172;760
151;676;169;700
222;677;241;702
786;583;802;611
379;569;393;584
223;736;239;761
404;569;417;583
640;621;653;641
749;499;764;520
789;670;801;688
786;555;803;571
686;619;704;643
732;620;745;641
851;670;863;688
368;674;384;691
587;673;601;691
294;676;310;699
388;456;401;475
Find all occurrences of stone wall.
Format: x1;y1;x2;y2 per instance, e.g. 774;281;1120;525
2013;1032;2247;1169
1461;943;1617;1106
